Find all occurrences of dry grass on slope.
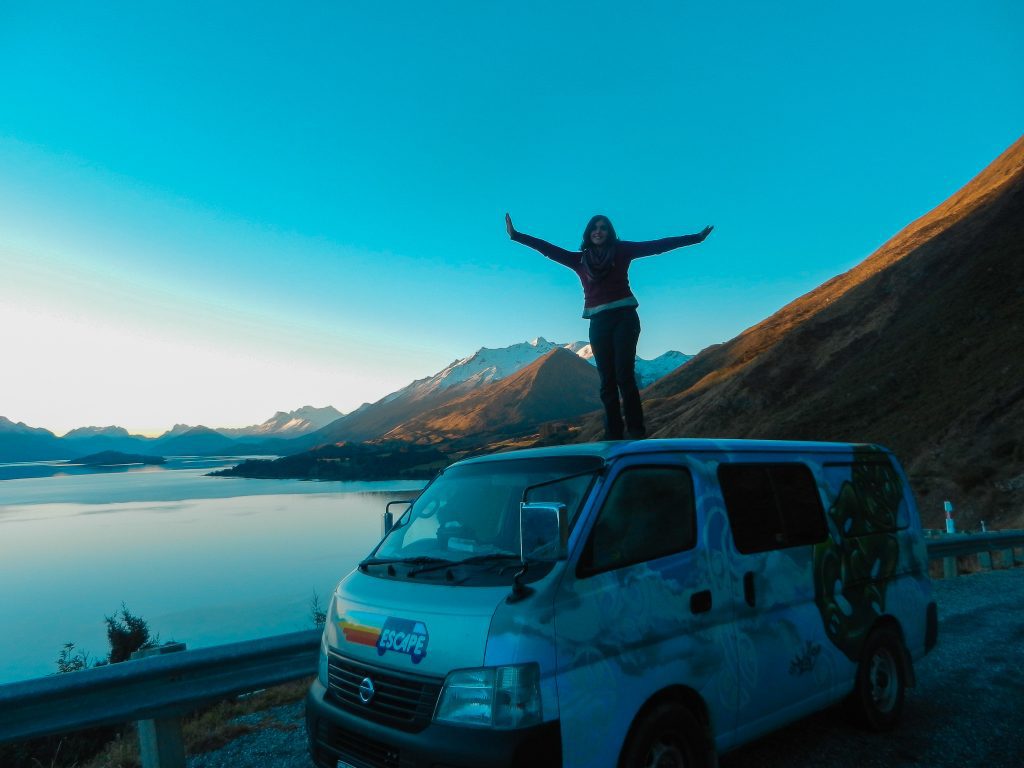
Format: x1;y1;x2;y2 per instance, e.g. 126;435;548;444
77;678;311;768
385;349;599;443
646;135;1024;409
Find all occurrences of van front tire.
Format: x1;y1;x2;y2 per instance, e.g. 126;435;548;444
851;628;906;731
619;702;713;768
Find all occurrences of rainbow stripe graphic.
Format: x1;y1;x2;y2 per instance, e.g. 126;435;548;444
338;611;386;648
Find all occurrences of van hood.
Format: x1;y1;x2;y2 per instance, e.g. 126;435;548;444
325;570;507;677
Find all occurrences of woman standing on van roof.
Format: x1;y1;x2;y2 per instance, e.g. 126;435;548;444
505;213;713;441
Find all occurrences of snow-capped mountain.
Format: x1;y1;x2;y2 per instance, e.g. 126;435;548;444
634;351;693;387
403;338;589;398
307;337;693;445
218;405;344;438
62;426;138;440
567;344;692;387
383;338;688;406
384;348;602;443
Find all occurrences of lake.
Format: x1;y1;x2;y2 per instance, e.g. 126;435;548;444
0;458;423;684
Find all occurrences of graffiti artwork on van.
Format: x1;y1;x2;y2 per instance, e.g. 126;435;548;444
813;447;902;661
789;640;822;675
552;503;739;711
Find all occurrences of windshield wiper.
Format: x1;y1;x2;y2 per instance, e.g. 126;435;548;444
407;552;527;576
358;555;453;572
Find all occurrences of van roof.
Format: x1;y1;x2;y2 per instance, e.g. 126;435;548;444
456;438;887;467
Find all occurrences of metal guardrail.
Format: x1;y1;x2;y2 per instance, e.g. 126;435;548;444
925;530;1024;580
0;628;320;749
924;530;1024;559
1;532;1022;763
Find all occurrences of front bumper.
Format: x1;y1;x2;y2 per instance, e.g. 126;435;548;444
306;678;561;768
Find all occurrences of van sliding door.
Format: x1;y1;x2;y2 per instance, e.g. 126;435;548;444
717;459;838;744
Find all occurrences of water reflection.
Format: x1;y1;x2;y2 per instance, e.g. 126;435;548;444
0;456;234;482
0;467;423;683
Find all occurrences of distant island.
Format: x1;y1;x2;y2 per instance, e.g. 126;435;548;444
70;451;166;467
210;441;448;481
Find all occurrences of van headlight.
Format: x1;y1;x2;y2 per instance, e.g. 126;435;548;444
434;664;541;729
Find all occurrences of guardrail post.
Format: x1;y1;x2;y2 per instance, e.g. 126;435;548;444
978;550;993;570
132;643;187;768
943;556;957;579
1003;548;1017;567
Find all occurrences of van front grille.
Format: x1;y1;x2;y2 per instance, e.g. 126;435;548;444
326;650;443;731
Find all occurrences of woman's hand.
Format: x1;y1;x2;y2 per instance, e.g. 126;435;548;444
505;212;517;238
697;225;714;242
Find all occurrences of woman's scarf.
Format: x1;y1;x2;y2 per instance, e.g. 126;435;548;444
581;244;616;281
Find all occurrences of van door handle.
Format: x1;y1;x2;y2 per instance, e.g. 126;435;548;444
690;590;712;614
743;571;756;607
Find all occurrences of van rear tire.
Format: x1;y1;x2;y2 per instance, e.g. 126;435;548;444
619;702;712;768
850;628;906;731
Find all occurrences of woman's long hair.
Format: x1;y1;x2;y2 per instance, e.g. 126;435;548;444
579;214;618;281
579;214;618;250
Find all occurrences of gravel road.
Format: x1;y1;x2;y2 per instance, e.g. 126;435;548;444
719;566;1024;767
188;567;1024;768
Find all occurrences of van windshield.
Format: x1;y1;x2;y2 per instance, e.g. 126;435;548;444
373;456;603;563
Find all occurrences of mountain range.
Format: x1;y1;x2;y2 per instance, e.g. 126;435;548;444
295;339;687;446
0;342;690;462
216;405;344;438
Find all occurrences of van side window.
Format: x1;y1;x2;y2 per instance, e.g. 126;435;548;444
718;463;826;553
583;466;696;574
823;459;908;533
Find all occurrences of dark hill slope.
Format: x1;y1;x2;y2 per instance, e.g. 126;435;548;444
299;377;474;447
384;348;601;444
624;136;1024;528
305;391;448;446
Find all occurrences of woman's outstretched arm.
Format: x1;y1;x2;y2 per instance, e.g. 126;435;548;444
625;225;714;259
505;212;578;268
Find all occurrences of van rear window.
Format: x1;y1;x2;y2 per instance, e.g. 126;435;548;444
718;463;827;554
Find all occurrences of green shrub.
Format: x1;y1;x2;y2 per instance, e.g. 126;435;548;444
105;605;156;664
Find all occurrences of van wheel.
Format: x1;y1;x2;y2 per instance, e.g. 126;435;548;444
851;628;906;731
619;702;712;768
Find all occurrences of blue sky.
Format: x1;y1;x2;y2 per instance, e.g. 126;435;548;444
1;1;1021;436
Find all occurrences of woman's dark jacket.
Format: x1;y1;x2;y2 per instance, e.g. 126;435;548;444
510;231;702;318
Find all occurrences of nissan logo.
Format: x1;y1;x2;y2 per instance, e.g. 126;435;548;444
358;676;375;704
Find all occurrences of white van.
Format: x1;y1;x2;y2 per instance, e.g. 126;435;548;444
306;439;938;768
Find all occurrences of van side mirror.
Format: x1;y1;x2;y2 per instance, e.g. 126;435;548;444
520;502;568;561
384;500;413;536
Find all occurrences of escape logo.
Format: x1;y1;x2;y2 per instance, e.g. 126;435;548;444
376;617;429;664
339;611;429;664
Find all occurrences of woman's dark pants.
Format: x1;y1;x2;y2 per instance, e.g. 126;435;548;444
588;307;644;440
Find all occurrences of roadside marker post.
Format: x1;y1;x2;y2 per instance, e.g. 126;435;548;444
131;643;188;768
942;501;958;578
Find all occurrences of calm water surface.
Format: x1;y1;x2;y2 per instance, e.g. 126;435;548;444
0;458;423;683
